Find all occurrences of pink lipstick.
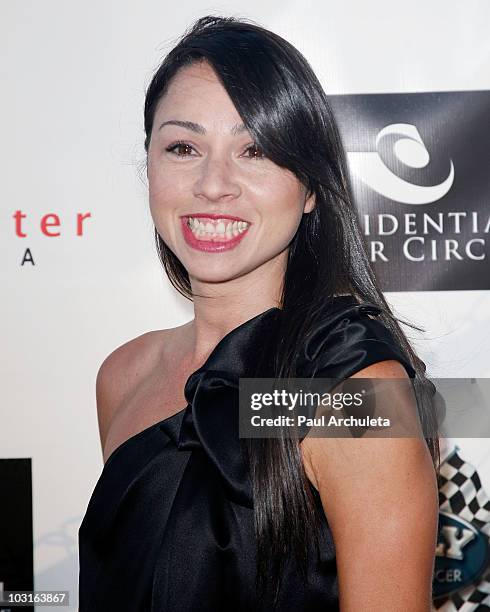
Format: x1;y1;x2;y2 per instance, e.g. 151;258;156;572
180;214;251;253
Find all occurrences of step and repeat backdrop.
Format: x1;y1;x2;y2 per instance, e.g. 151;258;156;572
2;1;489;610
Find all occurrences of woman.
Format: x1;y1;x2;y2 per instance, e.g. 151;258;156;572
78;15;440;611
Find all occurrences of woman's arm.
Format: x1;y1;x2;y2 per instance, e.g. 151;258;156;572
301;360;439;611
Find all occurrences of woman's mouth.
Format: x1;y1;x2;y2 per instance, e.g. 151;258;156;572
181;215;251;252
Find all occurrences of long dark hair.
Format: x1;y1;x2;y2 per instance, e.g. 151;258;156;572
143;15;440;608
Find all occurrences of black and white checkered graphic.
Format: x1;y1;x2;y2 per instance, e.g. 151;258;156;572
434;447;490;611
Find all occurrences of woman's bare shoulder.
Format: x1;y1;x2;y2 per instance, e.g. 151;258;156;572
97;330;166;391
94;324;188;447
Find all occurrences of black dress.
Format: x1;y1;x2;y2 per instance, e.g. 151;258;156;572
78;295;416;611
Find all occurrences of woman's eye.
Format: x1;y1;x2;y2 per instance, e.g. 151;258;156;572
165;141;265;160
243;143;266;160
166;141;196;157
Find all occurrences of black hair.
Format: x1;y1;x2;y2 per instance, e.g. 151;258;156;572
143;14;440;608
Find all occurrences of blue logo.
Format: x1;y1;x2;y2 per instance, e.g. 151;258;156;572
433;510;489;599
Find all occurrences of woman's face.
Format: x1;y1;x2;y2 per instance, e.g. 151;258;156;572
147;60;315;286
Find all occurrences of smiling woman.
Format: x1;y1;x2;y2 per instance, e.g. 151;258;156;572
78;14;440;612
146;60;315;280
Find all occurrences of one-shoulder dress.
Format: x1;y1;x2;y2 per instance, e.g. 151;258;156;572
78;295;416;611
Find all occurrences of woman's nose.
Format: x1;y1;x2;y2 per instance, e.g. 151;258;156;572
193;155;242;202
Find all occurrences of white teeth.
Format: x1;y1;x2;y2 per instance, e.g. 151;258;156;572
186;216;249;239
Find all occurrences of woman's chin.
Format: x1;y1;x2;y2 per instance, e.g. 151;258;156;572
187;268;249;285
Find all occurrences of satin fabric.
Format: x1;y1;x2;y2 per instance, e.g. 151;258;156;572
78;296;415;611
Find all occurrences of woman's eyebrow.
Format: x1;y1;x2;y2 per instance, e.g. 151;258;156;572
158;119;247;135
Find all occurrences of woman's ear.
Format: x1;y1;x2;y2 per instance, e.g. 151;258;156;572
303;188;316;214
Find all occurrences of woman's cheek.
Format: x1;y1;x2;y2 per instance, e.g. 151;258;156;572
149;174;172;202
148;195;171;240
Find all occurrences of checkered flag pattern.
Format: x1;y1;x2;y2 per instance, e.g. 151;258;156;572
433;447;490;611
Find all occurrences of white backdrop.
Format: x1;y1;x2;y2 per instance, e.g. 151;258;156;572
1;1;489;610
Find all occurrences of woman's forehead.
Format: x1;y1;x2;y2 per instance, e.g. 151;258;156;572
154;66;245;133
